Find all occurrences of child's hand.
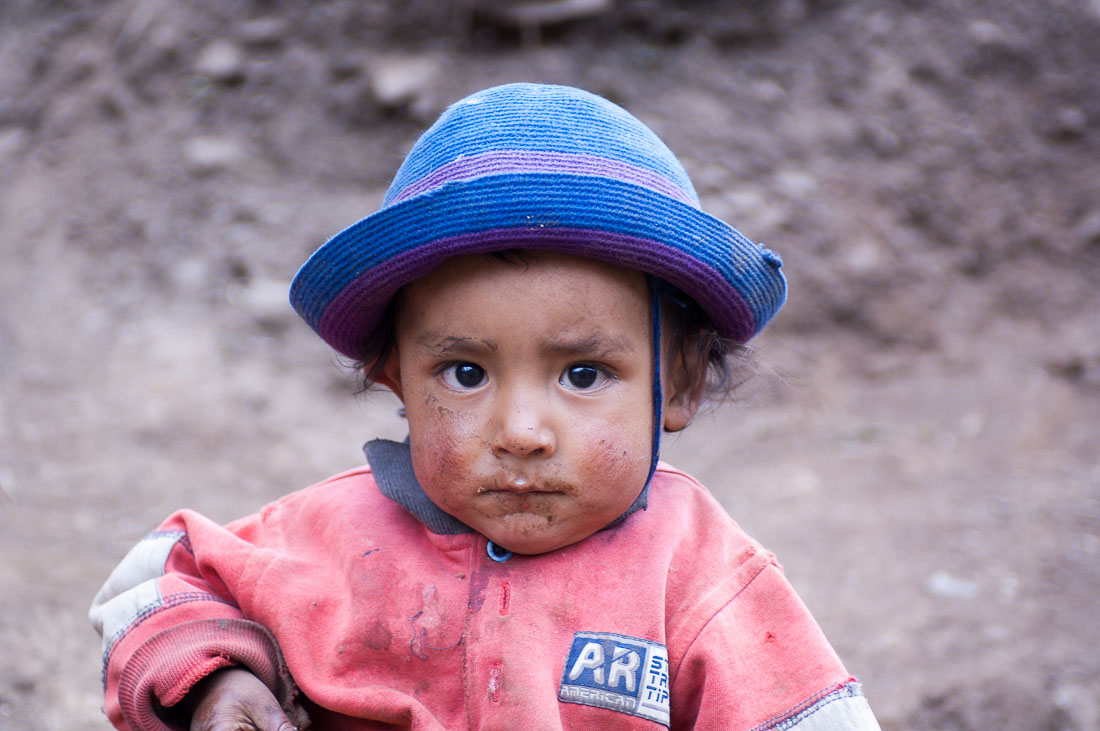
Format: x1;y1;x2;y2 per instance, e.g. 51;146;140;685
187;667;298;731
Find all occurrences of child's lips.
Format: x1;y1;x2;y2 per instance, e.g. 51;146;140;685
498;486;536;495
480;485;557;495
478;476;568;496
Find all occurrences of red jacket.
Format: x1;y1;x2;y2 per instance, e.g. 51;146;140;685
91;460;879;730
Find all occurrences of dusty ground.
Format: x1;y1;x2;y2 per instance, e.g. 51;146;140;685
1;1;1099;729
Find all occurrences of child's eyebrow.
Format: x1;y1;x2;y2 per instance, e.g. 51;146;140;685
416;334;497;355
542;334;636;358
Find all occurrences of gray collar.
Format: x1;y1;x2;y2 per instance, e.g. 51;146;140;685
364;438;473;535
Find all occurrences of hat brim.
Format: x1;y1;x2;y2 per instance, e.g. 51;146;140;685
290;173;786;359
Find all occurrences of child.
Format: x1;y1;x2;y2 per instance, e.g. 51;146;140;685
90;83;880;730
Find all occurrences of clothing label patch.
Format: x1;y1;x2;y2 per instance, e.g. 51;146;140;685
558;631;670;727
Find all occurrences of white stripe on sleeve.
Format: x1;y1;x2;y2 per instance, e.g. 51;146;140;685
785;684;881;731
88;531;184;650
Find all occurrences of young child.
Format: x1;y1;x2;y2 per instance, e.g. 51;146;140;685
90;83;880;730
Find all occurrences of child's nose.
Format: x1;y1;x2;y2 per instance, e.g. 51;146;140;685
491;402;556;459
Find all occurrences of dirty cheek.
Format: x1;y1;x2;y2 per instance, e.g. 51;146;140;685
410;393;480;487
577;422;651;491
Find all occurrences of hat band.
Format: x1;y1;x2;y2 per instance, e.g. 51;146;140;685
387;149;698;208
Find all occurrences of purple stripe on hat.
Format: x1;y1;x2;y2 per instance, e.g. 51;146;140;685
317;227;753;359
387;150;700;209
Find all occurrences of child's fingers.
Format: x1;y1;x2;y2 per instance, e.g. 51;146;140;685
188;667;298;731
247;702;299;731
190;712;297;731
190;700;298;731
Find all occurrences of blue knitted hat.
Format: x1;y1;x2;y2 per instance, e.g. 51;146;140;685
290;82;786;358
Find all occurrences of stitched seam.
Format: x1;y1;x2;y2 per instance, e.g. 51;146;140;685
772;690;862;731
669;553;774;681
749;681;864;731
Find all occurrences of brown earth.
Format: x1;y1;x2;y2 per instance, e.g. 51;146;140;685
1;1;1099;729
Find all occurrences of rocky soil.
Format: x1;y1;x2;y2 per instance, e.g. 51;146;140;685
1;1;1098;728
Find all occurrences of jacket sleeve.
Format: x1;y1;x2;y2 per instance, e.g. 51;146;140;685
89;510;307;731
670;561;880;731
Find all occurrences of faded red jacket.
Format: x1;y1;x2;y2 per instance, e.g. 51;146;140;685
91;456;879;730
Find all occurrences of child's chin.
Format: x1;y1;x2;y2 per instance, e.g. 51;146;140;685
486;526;589;556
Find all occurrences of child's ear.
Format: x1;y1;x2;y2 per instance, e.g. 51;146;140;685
663;349;706;432
371;347;405;402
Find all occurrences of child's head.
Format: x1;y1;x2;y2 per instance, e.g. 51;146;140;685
290;83;786;553
373;250;673;554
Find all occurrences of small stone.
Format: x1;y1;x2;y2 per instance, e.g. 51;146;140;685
724;187;789;231
843;239;883;275
964;18;1034;78
0;127;28;159
997;574;1018;604
0;465;17;501
775;0;807;25
861;121;903;157
724;188;766;213
194;40;246;83
149;23;182;55
368;54;439;109
865;10;893;39
967;19;1012;48
925;570;979;599
476;0;613;28
751;78;787;104
171;257;208;291
958;411;986;439
691;163;730;194
183;135;246;174
721;185;792;230
1049;105;1088;140
786;466;820;496
238;17;287;46
773;170;817;200
1075;211;1100;247
227;277;293;326
1053;683;1100;730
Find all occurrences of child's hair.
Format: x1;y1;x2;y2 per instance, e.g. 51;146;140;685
656;287;755;406
291;83;784;399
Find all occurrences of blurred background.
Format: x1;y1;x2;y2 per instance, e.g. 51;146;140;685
1;1;1098;728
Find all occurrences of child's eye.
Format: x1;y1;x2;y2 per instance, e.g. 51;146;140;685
440;362;487;390
560;364;610;391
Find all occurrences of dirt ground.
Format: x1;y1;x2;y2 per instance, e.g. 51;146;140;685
1;1;1098;729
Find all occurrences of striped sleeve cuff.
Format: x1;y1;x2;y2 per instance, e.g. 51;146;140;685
118;618;308;731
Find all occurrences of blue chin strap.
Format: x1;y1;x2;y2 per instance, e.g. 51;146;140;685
647;276;666;489
603;275;673;528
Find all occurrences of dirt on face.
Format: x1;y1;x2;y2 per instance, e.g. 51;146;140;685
1;1;1098;729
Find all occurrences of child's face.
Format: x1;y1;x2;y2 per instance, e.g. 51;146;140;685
379;252;667;554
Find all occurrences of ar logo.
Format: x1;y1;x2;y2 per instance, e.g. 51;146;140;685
558;631;671;726
568;641;641;690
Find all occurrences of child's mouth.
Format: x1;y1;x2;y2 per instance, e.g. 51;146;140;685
497;486;540;495
476;484;566;514
480;475;567;496
479;486;554;496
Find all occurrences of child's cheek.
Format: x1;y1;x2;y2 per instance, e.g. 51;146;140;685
575;420;651;486
410;393;481;482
